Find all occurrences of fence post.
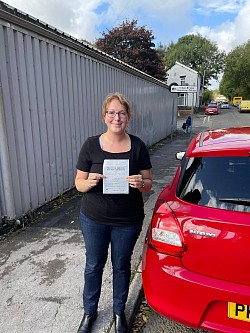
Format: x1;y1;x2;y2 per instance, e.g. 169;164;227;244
0;84;16;222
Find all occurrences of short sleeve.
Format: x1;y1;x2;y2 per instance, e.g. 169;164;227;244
76;138;92;172
138;139;152;170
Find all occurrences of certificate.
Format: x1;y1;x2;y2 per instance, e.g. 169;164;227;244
103;159;129;194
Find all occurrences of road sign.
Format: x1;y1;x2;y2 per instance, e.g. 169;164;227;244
171;85;197;93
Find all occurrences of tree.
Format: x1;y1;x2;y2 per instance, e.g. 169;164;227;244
220;41;250;100
161;34;225;87
95;19;166;81
202;89;213;105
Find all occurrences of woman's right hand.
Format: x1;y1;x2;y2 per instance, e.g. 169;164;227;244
75;170;105;192
87;173;106;189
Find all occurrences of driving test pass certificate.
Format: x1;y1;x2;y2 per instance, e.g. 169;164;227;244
103;159;129;194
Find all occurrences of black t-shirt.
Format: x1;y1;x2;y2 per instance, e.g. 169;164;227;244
76;134;152;225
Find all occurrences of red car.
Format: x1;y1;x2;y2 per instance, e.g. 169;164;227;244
142;127;250;333
205;103;219;115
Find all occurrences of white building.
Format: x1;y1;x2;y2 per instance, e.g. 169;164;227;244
166;61;201;109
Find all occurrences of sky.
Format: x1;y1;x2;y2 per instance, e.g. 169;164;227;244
3;0;250;89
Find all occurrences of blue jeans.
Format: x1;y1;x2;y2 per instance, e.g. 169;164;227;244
79;211;142;315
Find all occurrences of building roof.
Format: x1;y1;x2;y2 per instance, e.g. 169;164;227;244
166;61;199;75
175;62;199;74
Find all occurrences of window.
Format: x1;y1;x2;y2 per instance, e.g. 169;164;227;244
180;76;186;86
177;93;187;106
177;156;250;212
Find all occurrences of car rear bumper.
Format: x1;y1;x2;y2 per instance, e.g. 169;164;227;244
142;245;250;333
205;111;218;115
239;109;250;113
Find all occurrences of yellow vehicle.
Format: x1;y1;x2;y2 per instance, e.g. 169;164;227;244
232;96;242;106
238;100;250;113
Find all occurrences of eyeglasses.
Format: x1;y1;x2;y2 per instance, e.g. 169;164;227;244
106;110;128;118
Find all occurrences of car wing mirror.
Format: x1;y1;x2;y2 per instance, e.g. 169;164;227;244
176;152;185;160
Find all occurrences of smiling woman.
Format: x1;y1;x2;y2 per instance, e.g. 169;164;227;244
75;92;152;333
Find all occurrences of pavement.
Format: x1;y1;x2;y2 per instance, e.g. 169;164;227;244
0;113;207;333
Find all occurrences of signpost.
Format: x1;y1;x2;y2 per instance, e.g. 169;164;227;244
170;85;197;93
170;85;198;121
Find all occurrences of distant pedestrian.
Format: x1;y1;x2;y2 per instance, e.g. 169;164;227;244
185;116;192;133
75;92;152;333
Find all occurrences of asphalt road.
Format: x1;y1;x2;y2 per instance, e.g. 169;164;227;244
130;106;250;333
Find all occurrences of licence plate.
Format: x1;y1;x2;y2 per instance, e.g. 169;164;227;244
228;302;250;322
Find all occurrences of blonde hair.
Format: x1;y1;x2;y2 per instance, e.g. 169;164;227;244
102;92;132;119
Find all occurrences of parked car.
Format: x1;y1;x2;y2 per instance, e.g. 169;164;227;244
238;100;250;113
220;101;229;109
205;103;219;115
142;126;250;333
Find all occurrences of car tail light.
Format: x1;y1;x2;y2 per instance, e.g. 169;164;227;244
148;199;186;256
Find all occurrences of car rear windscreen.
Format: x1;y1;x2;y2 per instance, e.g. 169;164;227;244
177;156;250;212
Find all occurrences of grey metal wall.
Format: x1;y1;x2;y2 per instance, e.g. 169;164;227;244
0;2;177;221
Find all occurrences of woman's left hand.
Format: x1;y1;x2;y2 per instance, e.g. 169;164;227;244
126;175;144;189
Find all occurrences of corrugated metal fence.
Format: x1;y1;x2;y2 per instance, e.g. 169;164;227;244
0;1;177;222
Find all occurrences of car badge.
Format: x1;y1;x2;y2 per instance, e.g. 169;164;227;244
189;229;216;238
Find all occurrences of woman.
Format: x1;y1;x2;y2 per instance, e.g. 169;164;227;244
75;92;152;333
